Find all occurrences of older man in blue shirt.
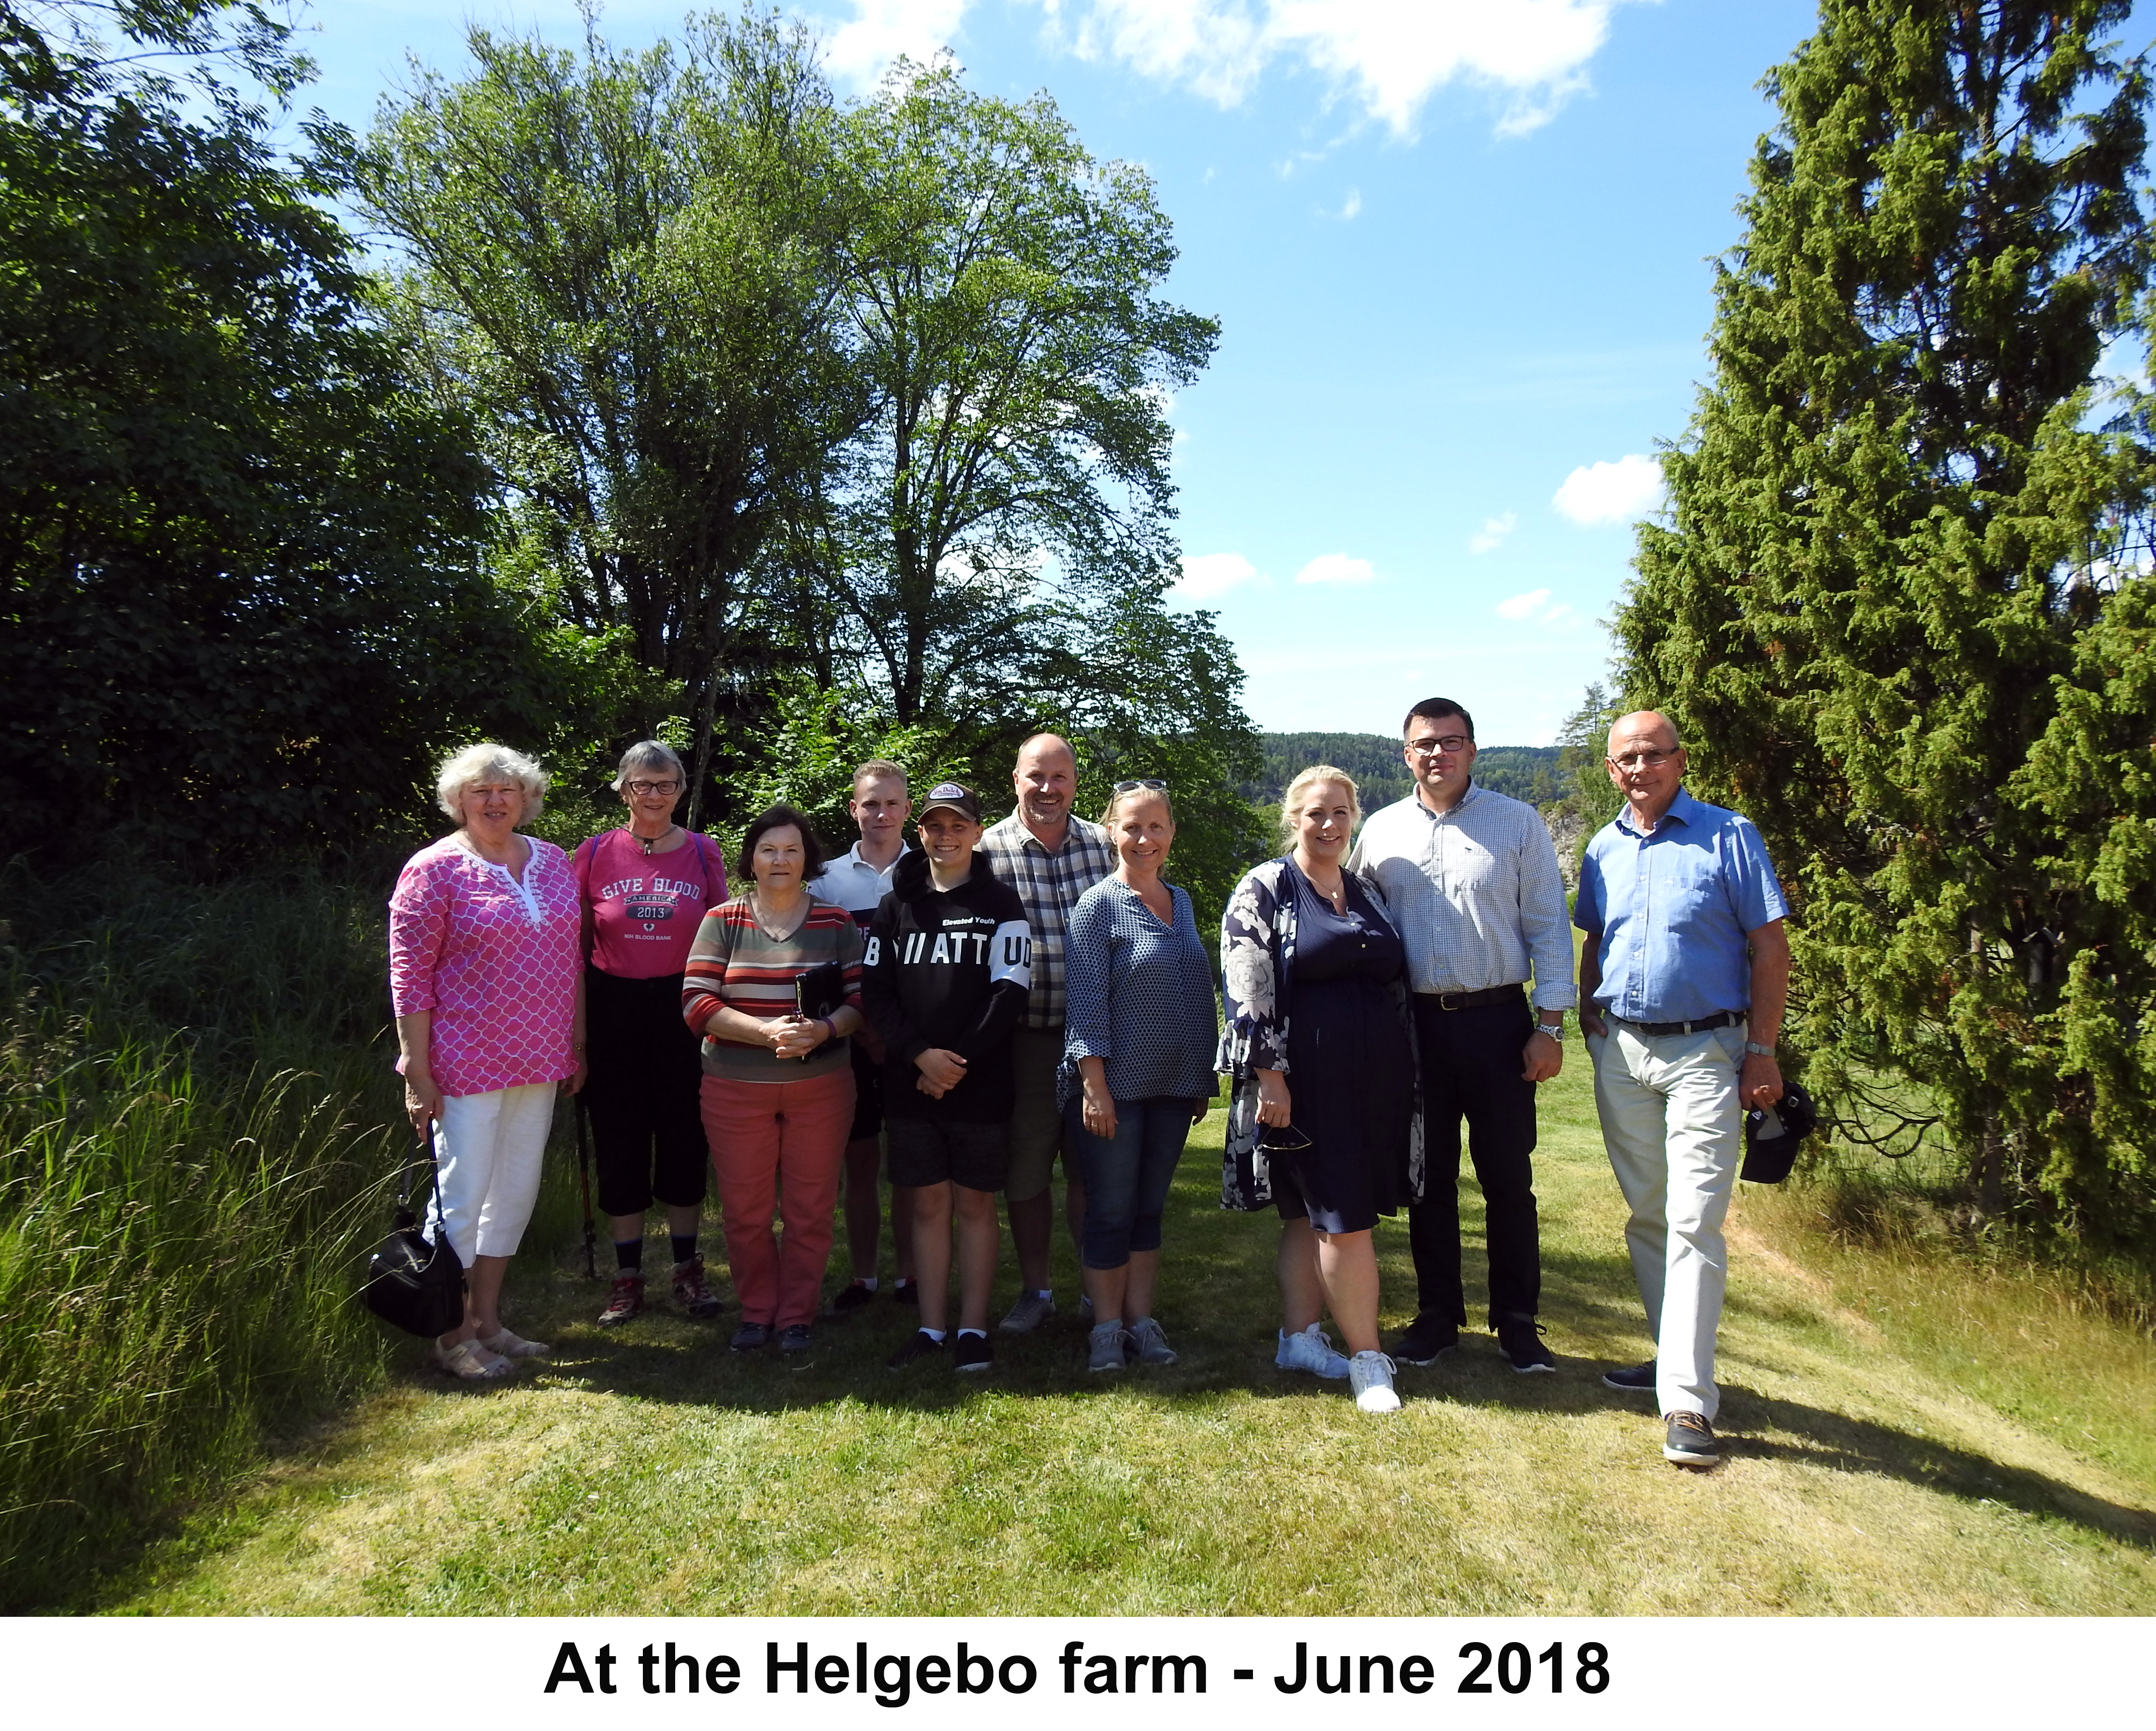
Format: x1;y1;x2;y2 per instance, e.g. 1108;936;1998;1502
1576;710;1789;1469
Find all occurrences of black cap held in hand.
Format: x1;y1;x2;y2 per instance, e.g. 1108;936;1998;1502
1741;1076;1819;1185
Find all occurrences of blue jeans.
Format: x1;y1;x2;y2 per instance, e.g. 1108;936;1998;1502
1066;1095;1201;1270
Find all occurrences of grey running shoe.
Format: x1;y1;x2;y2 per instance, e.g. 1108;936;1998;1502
777;1324;812;1354
1087;1321;1131;1373
728;1321;771;1352
1128;1317;1178;1366
1348;1349;1401;1413
1275;1323;1351;1379
998;1291;1055;1334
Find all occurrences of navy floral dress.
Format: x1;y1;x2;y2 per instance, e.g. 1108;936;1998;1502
1215;857;1424;1215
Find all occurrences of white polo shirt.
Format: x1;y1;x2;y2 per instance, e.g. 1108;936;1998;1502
807;841;912;930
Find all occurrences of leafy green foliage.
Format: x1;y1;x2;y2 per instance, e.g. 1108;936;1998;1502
1617;0;2156;1251
1252;734;1561;811
0;0;560;864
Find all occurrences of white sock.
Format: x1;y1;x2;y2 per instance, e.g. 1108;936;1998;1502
1034;1288;1053;1302
854;1276;879;1292
921;1327;947;1343
1094;1317;1123;1333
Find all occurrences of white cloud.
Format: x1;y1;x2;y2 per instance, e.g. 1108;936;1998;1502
1030;0;1623;136
821;0;969;87
1339;188;1362;219
1552;452;1663;525
1495;586;1575;624
1469;511;1516;554
1295;552;1377;586
1174;550;1264;599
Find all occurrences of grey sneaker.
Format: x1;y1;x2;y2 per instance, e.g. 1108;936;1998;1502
1663;1410;1721;1466
1602;1360;1655;1392
1128;1317;1178;1367
1348;1349;1401;1413
998;1290;1055;1334
1087;1320;1131;1372
1275;1323;1350;1379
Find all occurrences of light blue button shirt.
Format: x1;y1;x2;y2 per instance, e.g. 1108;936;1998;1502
1574;789;1789;1025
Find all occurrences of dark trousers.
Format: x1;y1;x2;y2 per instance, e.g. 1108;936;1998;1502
584;966;708;1217
1407;990;1541;1328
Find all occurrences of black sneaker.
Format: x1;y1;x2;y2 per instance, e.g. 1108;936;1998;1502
886;1328;944;1369
729;1321;771;1352
830;1281;876;1316
778;1324;813;1354
1390;1311;1460;1367
952;1330;994;1373
892;1279;918;1308
1497;1315;1557;1374
1602;1360;1655;1392
1663;1410;1721;1466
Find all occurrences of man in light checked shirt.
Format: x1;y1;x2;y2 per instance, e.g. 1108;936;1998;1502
1348;696;1576;1375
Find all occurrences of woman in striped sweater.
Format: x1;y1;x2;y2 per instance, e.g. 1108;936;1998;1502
682;805;865;1354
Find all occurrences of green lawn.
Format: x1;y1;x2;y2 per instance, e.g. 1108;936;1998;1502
80;1052;2156;1615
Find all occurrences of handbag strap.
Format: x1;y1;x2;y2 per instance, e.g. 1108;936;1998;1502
394;1121;449;1237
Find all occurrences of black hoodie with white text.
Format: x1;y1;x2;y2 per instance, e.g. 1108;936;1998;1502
860;849;1032;1123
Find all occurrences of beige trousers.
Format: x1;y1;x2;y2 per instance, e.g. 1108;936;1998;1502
1586;1019;1747;1420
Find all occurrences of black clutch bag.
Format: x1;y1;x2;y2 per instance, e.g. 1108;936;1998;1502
358;1124;467;1337
795;959;847;1020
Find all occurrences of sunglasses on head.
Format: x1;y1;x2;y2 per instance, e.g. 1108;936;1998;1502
1112;778;1168;793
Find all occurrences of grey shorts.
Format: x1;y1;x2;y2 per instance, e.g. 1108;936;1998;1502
1004;1023;1071;1202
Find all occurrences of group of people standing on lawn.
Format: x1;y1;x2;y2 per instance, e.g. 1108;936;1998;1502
388;698;1789;1468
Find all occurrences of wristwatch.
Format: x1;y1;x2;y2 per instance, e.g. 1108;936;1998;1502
1537;1016;1565;1040
1744;1040;1776;1057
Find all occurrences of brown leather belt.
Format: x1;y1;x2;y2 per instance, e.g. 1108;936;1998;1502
1416;984;1526;1011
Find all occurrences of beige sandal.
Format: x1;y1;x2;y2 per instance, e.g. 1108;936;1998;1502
436;1338;513;1381
479;1327;551;1358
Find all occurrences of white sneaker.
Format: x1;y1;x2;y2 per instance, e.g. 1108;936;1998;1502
1348;1350;1401;1413
1275;1323;1350;1380
999;1290;1056;1334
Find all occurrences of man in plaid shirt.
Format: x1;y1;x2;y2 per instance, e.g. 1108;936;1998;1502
981;732;1115;1332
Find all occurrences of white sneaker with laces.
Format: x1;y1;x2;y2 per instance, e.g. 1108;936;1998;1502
1275;1323;1350;1379
1348;1349;1401;1413
999;1290;1056;1334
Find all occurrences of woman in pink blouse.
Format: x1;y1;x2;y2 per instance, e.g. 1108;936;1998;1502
390;744;585;1380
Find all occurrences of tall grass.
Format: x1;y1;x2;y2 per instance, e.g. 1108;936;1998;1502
0;862;407;1608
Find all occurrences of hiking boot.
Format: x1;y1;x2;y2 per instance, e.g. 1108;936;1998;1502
777;1324;813;1354
1087;1321;1131;1373
887;1328;945;1369
998;1291;1055;1334
952;1330;994;1373
1128;1317;1178;1367
829;1280;876;1316
729;1321;771;1353
1275;1323;1350;1380
1602;1360;1655;1392
670;1256;723;1319
1497;1315;1557;1374
1390;1311;1459;1367
597;1273;645;1327
1663;1410;1721;1467
1348;1350;1401;1414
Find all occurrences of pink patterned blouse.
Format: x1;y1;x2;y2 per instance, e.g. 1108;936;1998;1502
388;835;582;1098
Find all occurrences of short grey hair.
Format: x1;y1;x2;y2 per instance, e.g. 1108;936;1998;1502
435;742;548;821
612;740;687;793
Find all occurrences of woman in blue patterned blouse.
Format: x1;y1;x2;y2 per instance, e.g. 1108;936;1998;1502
1060;782;1219;1373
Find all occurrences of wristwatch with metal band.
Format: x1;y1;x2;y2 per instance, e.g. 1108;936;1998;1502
1744;1040;1776;1057
1537;1016;1566;1039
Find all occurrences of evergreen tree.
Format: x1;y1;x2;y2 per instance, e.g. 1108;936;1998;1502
1618;0;2156;1250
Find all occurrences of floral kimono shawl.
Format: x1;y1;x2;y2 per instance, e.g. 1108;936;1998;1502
1213;856;1424;1212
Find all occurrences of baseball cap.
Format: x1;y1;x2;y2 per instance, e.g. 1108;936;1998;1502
916;781;982;823
1741;1077;1819;1184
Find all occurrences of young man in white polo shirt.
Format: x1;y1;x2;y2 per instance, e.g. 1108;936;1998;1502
807;759;917;1314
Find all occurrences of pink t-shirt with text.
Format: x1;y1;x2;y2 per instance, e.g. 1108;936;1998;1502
572;828;728;979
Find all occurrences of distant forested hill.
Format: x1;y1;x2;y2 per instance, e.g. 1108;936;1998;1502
1254;735;1561;809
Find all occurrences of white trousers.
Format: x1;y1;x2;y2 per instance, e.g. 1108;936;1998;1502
1586;1020;1746;1420
431;1082;558;1264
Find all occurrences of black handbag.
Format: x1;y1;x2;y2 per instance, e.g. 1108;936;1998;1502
794;959;847;1020
358;1124;467;1337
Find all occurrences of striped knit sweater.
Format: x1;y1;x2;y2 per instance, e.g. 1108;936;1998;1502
681;895;864;1082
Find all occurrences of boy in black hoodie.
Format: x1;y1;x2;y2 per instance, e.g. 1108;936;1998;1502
861;781;1033;1372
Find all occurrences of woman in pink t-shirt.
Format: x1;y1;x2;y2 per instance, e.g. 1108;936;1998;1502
571;741;727;1328
389;743;585;1381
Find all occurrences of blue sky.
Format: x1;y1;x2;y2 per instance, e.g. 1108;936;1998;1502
287;0;2149;745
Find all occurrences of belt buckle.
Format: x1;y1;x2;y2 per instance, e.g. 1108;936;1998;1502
1436;991;1463;1011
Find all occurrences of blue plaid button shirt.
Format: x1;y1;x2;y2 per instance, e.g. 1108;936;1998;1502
981;811;1114;1029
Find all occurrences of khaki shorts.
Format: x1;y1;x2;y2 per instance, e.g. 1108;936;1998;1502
1005;1024;1071;1203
